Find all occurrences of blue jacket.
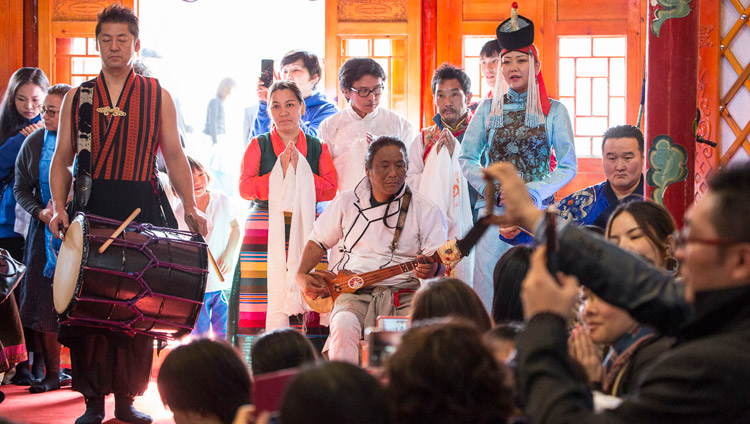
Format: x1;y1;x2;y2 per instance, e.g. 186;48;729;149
251;91;338;139
0;115;41;237
556;176;644;228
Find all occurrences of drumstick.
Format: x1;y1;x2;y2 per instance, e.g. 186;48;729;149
187;213;224;283
98;208;141;254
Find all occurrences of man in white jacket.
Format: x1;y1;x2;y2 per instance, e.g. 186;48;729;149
318;58;414;193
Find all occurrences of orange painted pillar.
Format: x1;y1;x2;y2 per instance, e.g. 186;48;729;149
644;0;700;227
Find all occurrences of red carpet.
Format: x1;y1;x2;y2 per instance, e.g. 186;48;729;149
0;381;173;424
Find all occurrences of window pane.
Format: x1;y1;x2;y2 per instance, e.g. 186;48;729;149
609;97;626;127
72;57;101;74
72;76;86;86
592;137;603;156
592;78;608;115
464;57;481;97
593;37;626;57
559;58;575;97
610;58;626;96
575;137;592;156
345;39;369;56
373;39;391;57
576;117;609;136
71;38;87;55
464;37;495;56
560;97;576;121
576;78;591;116
87;38;97;54
576;58;608;77
559;37;591;57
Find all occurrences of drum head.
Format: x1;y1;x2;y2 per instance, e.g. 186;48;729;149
53;219;84;314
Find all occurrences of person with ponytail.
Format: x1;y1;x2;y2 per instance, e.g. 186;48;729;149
459;4;576;310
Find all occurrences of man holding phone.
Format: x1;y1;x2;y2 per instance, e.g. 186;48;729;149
250;51;338;139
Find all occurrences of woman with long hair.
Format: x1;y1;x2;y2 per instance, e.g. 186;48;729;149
0;67;49;390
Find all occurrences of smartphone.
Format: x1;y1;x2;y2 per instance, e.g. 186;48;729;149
252;367;299;418
260;59;274;88
377;316;409;332
365;328;404;368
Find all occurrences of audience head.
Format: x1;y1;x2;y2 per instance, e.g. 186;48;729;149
280;361;389;424
485;322;525;364
480;40;501;89
411;277;492;332
492;245;532;323
41;84;72;133
601;125;644;197
0;67;49;143
678;163;750;302
365;136;408;202
280;50;322;97
607;200;677;270
339;58;386;116
580;287;639;346
250;328;317;376
267;80;305;134
157;339;251;424
386;319;514;424
431;63;472;127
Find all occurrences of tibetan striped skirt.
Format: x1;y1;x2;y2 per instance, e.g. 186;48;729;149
228;205;329;354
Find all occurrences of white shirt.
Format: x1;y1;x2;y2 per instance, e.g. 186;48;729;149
309;180;447;287
175;191;236;292
318;105;415;192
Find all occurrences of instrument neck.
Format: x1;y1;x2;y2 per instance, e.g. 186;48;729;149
358;252;440;285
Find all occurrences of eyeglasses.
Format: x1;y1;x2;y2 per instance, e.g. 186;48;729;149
40;106;56;117
350;85;384;98
674;229;738;247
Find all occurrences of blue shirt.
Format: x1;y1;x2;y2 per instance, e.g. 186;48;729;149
0;115;41;237
251;91;338;139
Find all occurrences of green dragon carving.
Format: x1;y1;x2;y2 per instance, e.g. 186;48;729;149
646;135;688;205
651;0;693;37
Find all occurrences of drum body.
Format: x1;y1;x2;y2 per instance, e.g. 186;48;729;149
53;213;208;339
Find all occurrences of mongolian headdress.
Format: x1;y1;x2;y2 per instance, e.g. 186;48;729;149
487;3;551;129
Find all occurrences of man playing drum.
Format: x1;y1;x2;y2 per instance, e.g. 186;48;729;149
48;5;207;424
295;136;447;365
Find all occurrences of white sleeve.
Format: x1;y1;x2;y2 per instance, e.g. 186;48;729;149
318;117;334;156
401;118;415;148
405;131;425;191
309;195;345;249
174;201;188;232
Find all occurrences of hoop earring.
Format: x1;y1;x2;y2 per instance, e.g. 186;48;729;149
665;255;679;273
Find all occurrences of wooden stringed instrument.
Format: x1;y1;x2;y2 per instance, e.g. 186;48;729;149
302;214;496;314
303;251;442;314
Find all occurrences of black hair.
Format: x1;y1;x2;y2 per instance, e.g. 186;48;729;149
491;245;533;323
364;135;408;171
47;84;72;97
281;50;322;89
411;277;492;332
480;39;501;58
280;362;389;424
157;339;251;424
338;57;386;93
386;319;514;424
0;67;49;145
607;200;676;267
431;63;471;95
95;4;139;39
707;163;750;243
486;321;526;342
602;124;644;154
250;328;317;376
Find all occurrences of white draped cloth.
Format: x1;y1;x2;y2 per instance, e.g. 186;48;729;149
414;141;474;284
266;150;316;331
318;105;414;193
